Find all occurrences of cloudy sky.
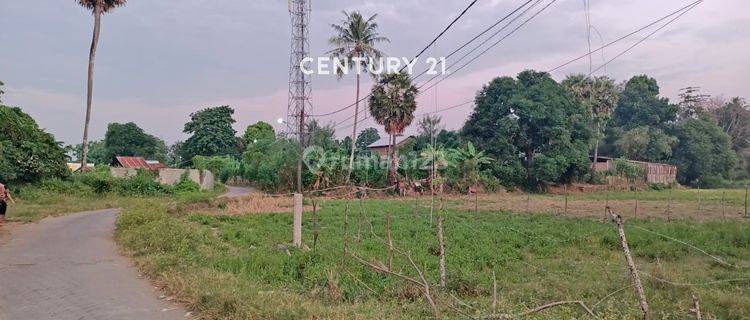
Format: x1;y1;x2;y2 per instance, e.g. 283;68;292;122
1;0;747;145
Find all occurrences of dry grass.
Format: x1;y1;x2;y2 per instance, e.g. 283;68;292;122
408;192;747;221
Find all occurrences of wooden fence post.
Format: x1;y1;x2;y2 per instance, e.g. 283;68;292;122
564;184;569;215
293;193;303;247
667;188;672;222
603;187;610;223
343;204;349;261
437;216;446;289
697;185;702;220
690;295;703;320
722;191;726;221
634;189;639;219
745;184;748;218
386;211;393;272
607;208;649;320
492;270;498;314
312;199;318;249
526;193;530;213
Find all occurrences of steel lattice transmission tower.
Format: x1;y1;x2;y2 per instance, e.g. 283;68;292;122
287;0;312;192
287;0;312;139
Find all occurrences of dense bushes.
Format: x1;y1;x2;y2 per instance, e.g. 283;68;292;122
0;105;69;184
19;166;205;198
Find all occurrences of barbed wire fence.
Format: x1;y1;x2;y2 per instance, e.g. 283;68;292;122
221;183;749;318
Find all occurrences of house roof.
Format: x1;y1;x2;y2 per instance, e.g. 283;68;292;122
114;156;151;169
368;136;413;148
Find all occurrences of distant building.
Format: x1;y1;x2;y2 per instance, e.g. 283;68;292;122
591;156;677;185
112;156;151;169
112;156;166;170
66;162;95;172
367;136;413;157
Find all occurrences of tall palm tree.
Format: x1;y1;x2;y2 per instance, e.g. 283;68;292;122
77;0;127;169
563;74;619;178
328;11;389;181
369;72;418;183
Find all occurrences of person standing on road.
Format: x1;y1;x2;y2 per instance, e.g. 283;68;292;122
0;182;15;225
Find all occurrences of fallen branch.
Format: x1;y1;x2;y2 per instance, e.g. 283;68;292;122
481;300;595;319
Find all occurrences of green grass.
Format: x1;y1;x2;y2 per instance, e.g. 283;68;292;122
569;188;749;206
6;185;224;223
116;195;750;319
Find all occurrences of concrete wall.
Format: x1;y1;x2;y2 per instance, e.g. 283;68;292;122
111;167;214;191
110;168;138;178
157;168;214;190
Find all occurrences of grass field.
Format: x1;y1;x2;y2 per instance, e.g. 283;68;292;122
115;190;750;319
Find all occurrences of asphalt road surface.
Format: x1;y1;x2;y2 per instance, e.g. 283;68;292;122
0;209;188;320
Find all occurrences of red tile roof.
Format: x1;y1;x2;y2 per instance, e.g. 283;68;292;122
114;156;151;169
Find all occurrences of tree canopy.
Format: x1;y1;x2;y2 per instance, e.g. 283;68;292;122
671;114;737;186
103;122;166;163
0;105;69;183
355;128;380;152
462;70;591;187
181;106;239;164
242;121;275;146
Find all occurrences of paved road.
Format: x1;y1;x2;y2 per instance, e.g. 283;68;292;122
0;209;188;320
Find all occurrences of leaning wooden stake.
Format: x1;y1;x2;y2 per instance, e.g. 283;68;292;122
607;207;649;320
690;295;702;320
437;216;446;289
386;211;394;272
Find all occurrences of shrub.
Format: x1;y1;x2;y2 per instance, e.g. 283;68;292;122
116;172;172;197
174;172;201;193
479;171;502;193
76;166;117;194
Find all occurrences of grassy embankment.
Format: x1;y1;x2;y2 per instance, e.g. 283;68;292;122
115;191;750;319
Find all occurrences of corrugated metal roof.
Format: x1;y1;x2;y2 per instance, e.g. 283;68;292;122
368;136;412;148
115;156;151;169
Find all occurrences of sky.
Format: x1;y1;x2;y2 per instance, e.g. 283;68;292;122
1;0;748;146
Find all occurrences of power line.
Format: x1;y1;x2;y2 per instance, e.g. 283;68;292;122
309;0;480;118
419;0;559;93
417;0;545;89
335;0;703;134
327;0;541;126
409;0;539;82
546;0;702;73
587;0;703;76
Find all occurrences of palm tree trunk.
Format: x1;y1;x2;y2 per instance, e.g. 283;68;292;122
80;5;102;170
347;73;361;182
390;134;399;184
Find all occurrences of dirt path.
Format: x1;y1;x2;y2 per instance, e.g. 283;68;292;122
0;209;188;320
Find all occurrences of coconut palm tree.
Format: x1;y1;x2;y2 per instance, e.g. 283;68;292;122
77;0;127;169
563;74;619;178
369;72;418;183
328;11;389;182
